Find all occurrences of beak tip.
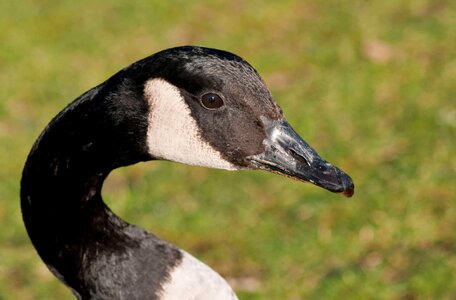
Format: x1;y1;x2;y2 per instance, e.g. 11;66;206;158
341;186;355;198
340;174;355;198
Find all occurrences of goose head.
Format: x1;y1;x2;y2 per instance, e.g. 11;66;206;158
20;46;354;299
139;46;354;196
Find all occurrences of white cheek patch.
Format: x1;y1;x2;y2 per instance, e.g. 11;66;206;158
159;250;239;300
144;78;237;170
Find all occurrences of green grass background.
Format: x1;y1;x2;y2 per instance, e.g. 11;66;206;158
1;1;455;299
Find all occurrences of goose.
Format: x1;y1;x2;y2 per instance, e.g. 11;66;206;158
21;46;354;300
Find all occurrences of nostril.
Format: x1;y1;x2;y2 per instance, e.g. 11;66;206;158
288;148;310;166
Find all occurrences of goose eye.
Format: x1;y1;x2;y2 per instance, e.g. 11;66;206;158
201;93;224;109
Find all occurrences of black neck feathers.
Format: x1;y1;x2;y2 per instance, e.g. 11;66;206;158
20;73;181;299
21;72;149;243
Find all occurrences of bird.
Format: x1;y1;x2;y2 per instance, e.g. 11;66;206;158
21;46;354;300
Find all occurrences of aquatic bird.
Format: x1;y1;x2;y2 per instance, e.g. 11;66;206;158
21;46;354;299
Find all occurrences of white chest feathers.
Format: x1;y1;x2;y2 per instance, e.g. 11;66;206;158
144;78;237;170
159;251;238;300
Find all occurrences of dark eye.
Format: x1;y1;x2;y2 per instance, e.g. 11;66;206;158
201;93;224;109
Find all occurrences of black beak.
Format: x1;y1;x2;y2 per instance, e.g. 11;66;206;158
247;118;354;197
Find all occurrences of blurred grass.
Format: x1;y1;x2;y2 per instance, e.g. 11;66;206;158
1;0;455;299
